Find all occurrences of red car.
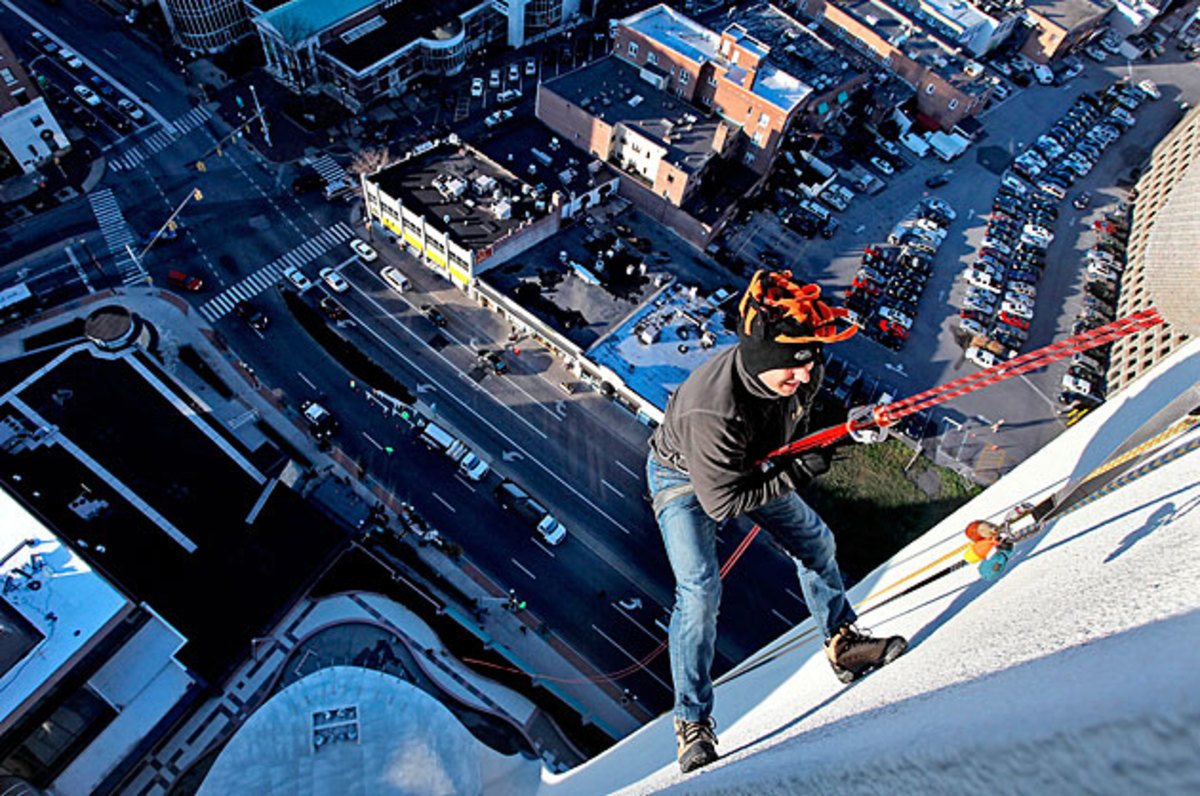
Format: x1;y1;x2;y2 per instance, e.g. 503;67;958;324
998;311;1030;331
852;276;883;296
879;319;909;339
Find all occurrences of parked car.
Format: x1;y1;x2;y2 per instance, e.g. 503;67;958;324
349;239;377;261
283;266;313;291
117;98;145;121
73;84;101;107
471;78;484;98
869;156;895;175
965;346;1000;368
234;301;269;332
420;304;448;327
489;69;501;88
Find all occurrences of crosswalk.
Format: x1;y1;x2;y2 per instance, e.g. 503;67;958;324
198;222;355;323
109;106;213;172
88;188;145;285
311;154;350;185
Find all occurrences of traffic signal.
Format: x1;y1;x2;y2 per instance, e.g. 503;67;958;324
196;161;206;172
384;446;394;454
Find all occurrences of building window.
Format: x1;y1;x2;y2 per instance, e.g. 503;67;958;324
758;112;769;127
752;130;765;147
707;76;718;88
948;98;959;110
31;115;44;127
628;41;638;57
680;70;690;85
647;51;658;65
743;151;756;166
925;84;936;95
0;67;16;87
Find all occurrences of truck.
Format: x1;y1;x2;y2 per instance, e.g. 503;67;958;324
493;480;568;545
419;422;468;463
301;401;339;439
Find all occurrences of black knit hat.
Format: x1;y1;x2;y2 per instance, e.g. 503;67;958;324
737;270;857;375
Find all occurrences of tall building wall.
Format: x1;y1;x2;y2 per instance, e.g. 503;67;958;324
1105;104;1198;394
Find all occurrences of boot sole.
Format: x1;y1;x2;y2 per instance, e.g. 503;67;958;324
833;637;908;684
678;746;719;773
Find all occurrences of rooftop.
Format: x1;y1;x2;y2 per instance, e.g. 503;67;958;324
838;0;992;92
624;4;812;112
368;142;551;252
472;118;620;205
544;57;728;174
258;0;377;44
588;281;739;412
323;1;476;74
735;4;868;97
0;346;344;681
1024;0;1112;31
0;448;128;724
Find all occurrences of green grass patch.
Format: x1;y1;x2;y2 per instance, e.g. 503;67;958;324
801;438;982;580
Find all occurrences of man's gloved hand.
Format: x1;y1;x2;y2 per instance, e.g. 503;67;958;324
782;448;833;489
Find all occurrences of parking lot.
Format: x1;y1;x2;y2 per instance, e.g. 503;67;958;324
722;49;1200;483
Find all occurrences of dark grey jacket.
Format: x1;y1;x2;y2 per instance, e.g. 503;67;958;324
649;346;822;521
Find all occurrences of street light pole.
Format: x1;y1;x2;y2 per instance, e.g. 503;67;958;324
250;84;272;148
136;187;204;264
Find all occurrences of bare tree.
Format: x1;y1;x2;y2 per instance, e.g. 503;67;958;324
349;146;392;177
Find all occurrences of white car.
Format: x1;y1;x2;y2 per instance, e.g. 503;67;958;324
319;266;349;292
495;88;522;105
283;266;313;291
471;78;483;98
508;63;520;82
458;450;490;482
73;84;101;107
1023;224;1054;243
349;239;377;261
870;156;895;175
1061;374;1095;395
959;318;988;337
1087;261;1119;280
59;49;84;69
877;305;912;328
877;139;900;156
922;197;957;220
1007;282;1036;298
117;98;145;121
1001;299;1034;319
967;271;1002;292
965;346;1000;368
525;57;537;76
489;69;501;88
484;108;514;128
1137;79;1160;100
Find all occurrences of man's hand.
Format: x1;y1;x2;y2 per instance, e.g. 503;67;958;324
783;448;833;489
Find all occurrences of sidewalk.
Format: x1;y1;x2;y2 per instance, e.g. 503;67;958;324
1;289;645;790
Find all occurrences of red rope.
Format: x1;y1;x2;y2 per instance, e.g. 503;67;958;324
766;308;1164;459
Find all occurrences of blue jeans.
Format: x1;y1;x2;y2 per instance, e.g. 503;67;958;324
647;455;855;722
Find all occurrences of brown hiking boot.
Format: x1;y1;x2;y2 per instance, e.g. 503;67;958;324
825;624;907;684
674;717;718;773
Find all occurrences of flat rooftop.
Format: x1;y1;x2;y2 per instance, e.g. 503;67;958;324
0;347;344;681
259;0;377;44
920;0;996;30
624;4;811;112
0;454;128;723
323;1;478;74
589;281;738;412
735;4;867;97
369;143;550;252
472;117;620;204
838;0;992;93
544;57;727;174
1024;0;1111;31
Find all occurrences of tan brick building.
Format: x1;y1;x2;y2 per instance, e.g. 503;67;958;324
1104;106;1197;395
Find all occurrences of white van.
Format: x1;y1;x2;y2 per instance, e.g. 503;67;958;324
798;199;831;222
380;265;412;293
419;422;467;463
458;450;490;482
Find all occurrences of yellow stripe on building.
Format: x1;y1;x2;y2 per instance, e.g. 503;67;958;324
403;232;423;250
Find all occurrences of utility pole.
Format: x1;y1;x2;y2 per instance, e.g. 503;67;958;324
250;84;272;148
134;188;204;267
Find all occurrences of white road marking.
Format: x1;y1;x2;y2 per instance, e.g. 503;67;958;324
296;371;317;390
362;432;383;451
602;479;626;498
784;588;805;604
532;538;556;558
511;557;537;580
431;492;457;513
615;460;640;479
102;48;116;59
591;624;673;693
145;80;163;93
453;475;477;492
343;266;635;536
771;608;793;625
614;603;662;644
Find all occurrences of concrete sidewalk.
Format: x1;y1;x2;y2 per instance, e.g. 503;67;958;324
0;289;645;791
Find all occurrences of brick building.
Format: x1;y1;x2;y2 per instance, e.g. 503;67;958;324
1104;105;1197;395
1019;0;1110;63
788;0;995;130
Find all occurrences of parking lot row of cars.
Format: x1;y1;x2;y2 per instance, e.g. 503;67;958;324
843;197;957;350
956;81;1155;368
